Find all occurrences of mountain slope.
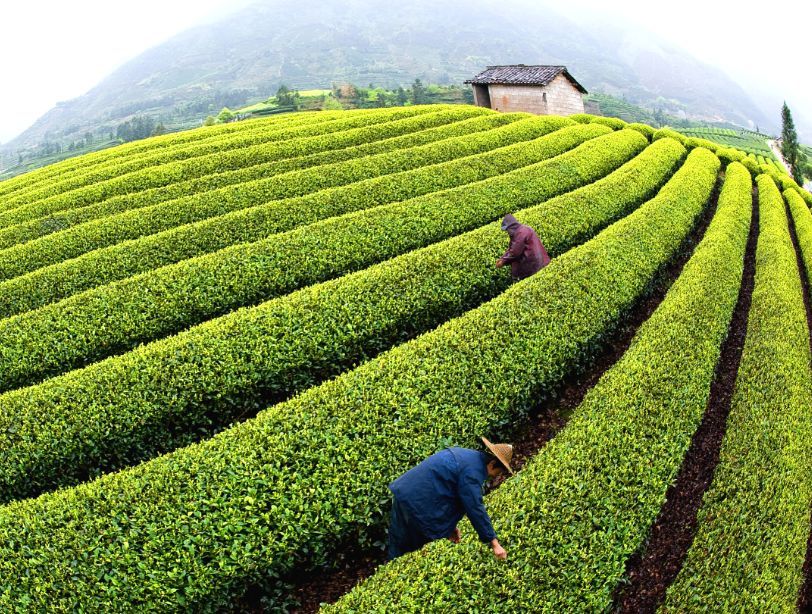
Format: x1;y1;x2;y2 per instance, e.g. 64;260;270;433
5;0;772;152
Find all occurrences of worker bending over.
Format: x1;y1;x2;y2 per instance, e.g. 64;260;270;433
496;213;550;280
387;437;513;561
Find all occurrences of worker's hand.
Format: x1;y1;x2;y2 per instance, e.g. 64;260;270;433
491;538;507;560
448;527;461;544
495;259;505;268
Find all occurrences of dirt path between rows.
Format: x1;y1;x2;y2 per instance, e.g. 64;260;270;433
787;198;812;613
228;177;722;613
768;139;793;174
612;183;757;613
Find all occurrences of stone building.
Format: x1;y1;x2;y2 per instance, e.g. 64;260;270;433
465;65;587;116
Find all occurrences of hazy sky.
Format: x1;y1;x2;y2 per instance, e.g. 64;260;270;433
1;0;810;143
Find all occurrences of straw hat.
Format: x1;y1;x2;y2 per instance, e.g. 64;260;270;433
481;436;514;474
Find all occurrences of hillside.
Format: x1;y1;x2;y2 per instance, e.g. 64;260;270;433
0;106;810;609
3;0;771;156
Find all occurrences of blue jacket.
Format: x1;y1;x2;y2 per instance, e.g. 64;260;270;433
389;447;497;543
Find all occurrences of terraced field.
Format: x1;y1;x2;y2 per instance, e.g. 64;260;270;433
0;105;811;612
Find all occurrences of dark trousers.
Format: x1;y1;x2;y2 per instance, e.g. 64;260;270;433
387;496;431;560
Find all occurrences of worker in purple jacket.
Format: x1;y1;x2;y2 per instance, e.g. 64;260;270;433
496;213;551;280
387;437;514;561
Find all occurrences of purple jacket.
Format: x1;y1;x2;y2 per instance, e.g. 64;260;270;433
500;214;550;280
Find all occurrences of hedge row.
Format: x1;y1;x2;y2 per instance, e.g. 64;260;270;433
0;149;713;612
0;110;508;249
0;134;673;506
0;119;590;311
0;110;354;208
653;127;688;145
0;110;324;199
0;106;451;226
0;126;634;394
570;113;628;130
4;111;362;205
662;175;812;611
710;142;812;209
786;188;812;286
627;122;655;139
333;161;749;614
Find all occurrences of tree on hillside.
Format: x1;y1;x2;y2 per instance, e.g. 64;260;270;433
780;102;803;183
411;79;427;105
396;87;408;106
116;115;155;143
275;85;301;109
217;107;235;123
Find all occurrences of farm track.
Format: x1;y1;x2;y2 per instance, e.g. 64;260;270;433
787;194;812;613
259;172;722;613
612;182;757;613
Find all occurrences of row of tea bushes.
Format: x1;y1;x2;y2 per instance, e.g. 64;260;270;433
0;109;332;198
0;121;597;314
0;107;441;212
2;111;391;206
0;149;715;611
0;106;454;225
0;110;510;249
0;127;635;393
662;175;812;611
0;134;674;503
329;159;748;613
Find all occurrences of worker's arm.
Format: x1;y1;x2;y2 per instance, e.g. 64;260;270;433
458;469;497;544
499;232;527;264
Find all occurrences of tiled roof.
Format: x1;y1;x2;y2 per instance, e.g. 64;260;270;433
465;65;587;93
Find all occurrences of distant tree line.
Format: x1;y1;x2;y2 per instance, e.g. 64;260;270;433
328;79;473;109
115;116;167;143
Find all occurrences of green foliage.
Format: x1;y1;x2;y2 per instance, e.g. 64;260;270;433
662;175;812;610
781;102;803;183
115;115;157;143
0;115;572;311
679;125;774;157
568;114;627;130
0;127;648;506
653;126;688;145
0;126;630;407
0;143;711;613
1;105;801;611
0;108;496;249
411;79;427;105
786;188;812;289
334;158;751;614
0;107;442;221
0;111;322;198
216;107;235;123
274;84;301;109
626;122;654;140
684;136;720;152
0;110;362;212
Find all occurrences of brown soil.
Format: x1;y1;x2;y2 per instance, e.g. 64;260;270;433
786;201;812;613
232;180;720;613
612;185;758;613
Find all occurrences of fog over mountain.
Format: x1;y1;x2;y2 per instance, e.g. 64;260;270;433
4;0;796;152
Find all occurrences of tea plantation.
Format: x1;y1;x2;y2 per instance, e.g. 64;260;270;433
0;105;810;612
